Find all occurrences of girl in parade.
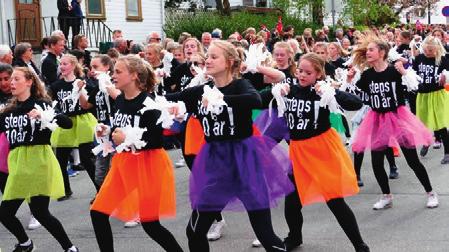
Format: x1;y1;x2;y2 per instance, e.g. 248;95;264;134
50;54;98;201
0;67;78;252
167;40;293;251
413;36;449;164
90;55;182;252
348;37;438;210
261;52;369;252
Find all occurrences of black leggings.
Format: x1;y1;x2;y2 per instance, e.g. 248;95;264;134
284;174;366;249
187;208;285;252
90;210;183;252
342;115;351;138
354;147;396;178
0;171;7;194
434;128;449;154
372;147;432;194
56;143;99;195
0;196;73;249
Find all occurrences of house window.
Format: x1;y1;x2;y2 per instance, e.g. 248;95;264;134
85;0;105;19
126;0;142;21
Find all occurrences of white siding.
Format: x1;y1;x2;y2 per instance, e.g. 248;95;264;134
100;0;163;43
229;0;243;6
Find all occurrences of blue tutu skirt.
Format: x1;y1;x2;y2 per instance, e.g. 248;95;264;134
190;136;294;211
253;108;290;143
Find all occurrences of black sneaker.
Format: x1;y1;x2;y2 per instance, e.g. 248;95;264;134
58;191;73;202
71;164;85;171
283;236;302;251
389;166;399;179
420;146;429;157
13;240;34;252
355;243;370;252
357;177;364;187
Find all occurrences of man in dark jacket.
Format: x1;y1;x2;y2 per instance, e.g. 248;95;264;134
57;0;73;40
41;35;65;87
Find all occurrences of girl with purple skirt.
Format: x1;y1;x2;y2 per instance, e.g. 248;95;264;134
167;40;293;252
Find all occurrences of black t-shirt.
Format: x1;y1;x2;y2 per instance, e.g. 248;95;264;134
166;79;261;142
412;54;449;93
325;62;336;78
261;84;362;140
86;78;115;125
168;62;194;92
0;92;11;108
356;65;406;113
112;92;163;150
0;97;72;149
50;79;92;116
330;57;346;69
242;72;268;91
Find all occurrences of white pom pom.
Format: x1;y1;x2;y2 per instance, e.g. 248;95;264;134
115;125;147;153
202;85;227;114
270;83;289;117
401;68;421;91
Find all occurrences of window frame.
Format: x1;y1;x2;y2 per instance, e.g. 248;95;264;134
126;0;143;22
85;0;106;19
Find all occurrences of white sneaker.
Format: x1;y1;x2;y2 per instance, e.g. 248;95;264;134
27;215;41;230
433;141;442;149
252;239;262;247
175;158;185;168
373;194;393;210
124;219;140;228
207;220;226;241
426;192;439;208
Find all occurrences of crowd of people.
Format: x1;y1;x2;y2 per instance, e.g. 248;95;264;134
0;21;448;252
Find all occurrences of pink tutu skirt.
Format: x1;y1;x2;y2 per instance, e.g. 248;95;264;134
0;133;9;174
352;106;432;152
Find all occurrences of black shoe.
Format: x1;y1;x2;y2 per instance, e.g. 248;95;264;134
355;243;370;252
58;191;73;202
283;236;302;251
357;177;364;187
420;146;429;157
71;164;85;171
389;166;399;179
90;197;96;205
13;240;34;252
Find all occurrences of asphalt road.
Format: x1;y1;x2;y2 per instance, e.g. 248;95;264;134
1;142;449;252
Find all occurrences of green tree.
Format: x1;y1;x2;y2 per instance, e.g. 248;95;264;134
342;0;398;26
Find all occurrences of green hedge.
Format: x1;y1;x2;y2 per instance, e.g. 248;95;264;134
163;10;324;40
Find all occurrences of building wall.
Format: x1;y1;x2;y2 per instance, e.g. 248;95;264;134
0;0;163;45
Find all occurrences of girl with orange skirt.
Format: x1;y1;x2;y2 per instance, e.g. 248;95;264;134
90;55;182;252
262;53;370;252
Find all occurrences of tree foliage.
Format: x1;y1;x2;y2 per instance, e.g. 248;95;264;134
342;0;398;26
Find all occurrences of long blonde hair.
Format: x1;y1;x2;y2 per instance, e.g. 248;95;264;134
116;55;157;93
210;40;244;79
299;53;326;81
352;36;389;70
422;35;446;66
273;41;296;76
61;54;85;78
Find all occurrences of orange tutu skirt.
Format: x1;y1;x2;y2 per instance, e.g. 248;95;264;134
91;149;176;222
185;116;205;155
289;129;359;206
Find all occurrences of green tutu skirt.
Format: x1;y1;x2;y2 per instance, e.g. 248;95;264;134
416;89;449;131
3;145;64;202
329;113;346;134
51;113;97;147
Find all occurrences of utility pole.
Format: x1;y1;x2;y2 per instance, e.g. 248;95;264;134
331;0;336;27
428;0;431;24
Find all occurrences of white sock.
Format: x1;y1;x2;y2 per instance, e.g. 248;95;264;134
68;246;77;251
20;239;32;246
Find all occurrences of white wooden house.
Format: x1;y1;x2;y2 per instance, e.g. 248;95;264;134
0;0;165;49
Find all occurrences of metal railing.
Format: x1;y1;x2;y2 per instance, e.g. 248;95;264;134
7;16;113;49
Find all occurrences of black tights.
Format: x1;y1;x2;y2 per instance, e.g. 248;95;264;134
354;147;396;179
0;196;73;249
434;128;449;154
284;174;366;250
56;143;99;195
90;210;182;252
342;115;351;138
371;147;432;194
187;208;285;252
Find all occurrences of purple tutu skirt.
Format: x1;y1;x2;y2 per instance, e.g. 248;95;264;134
0;133;9;174
254;108;290;143
352;106;433;152
190;136;294;211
